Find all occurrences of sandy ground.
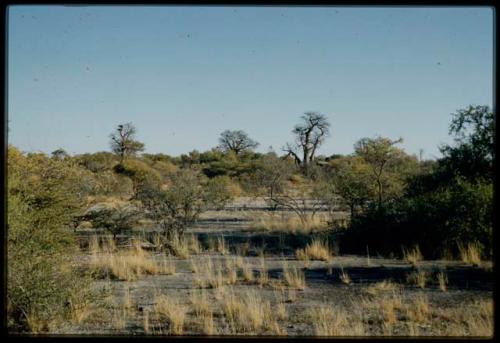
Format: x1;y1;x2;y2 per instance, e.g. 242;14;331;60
64;216;493;337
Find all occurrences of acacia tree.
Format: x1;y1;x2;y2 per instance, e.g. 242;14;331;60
109;123;145;164
283;112;330;174
325;156;376;222
51;148;69;160
218;130;259;156
354;136;404;209
439;105;494;181
84;203;140;240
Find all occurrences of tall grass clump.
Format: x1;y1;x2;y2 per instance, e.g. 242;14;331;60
306;306;362;336
153;294;187;335
403;245;422;266
437;271;448;292
296;238;332;262
282;261;306;290
458;242;482;266
89;241;159;281
250;213;329;234
406;269;428;289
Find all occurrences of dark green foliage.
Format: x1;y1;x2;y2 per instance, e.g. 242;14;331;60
344;176;492;259
84;203;140;239
340;105;493;259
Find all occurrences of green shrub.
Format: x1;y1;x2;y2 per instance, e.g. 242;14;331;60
7;146;94;332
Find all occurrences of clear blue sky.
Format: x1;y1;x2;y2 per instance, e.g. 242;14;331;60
7;6;493;159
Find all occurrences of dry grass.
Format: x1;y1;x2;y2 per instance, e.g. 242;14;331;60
215;236;228;255
224;258;238;285
190;289;211;317
459;243;482;266
193;258;235;289
143;310;150;334
112;307;127;330
220;288;243;331
187;234;202;254
365;280;399;296
339;268;351;285
70;301;93;325
219;288;282;334
306;306;363;336
406;269;428;289
381;295;403;334
257;257;269;288
282;262;306;290
122;286;133;314
465;300;493;337
201;311;215;335
250;213;329;234
437;271;448;292
296;238;332;262
170;233;190;259
153;294;187;335
403;245;423;266
159;254;176;275
240;291;269;332
241;258;255;282
405;293;429;324
89;239;159;281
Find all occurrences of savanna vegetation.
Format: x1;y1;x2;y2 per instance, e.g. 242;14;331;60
6;106;493;336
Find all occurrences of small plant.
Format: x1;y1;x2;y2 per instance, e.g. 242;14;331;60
170;233;190;259
459;243;482;266
437;271;448;292
190;289;211;317
282;262;306;290
143;310;150;334
112;307;127;330
241;259;255;282
295;238;331;262
406;269;428;289
258;257;269;288
216;236;228;255
154;294;187;335
339;268;351;285
307;306;350;336
403;245;422;266
187;234;202;254
405;293;429;323
201;311;215;335
366;280;398;296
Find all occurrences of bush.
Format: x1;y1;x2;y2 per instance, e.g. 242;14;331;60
341;176;492;259
7;146;94;332
205;175;242;209
114;159;162;197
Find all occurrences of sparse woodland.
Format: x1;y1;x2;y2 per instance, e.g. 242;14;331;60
7;106;493;336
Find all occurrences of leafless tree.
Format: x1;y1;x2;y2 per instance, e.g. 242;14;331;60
283;112;330;174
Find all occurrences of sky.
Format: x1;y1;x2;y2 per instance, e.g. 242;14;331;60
7;6;494;159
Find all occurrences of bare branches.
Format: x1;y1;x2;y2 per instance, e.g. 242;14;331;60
284;112;331;174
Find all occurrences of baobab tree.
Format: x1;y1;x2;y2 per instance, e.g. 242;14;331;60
218;130;259;156
283;112;331;174
109;123;145;164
